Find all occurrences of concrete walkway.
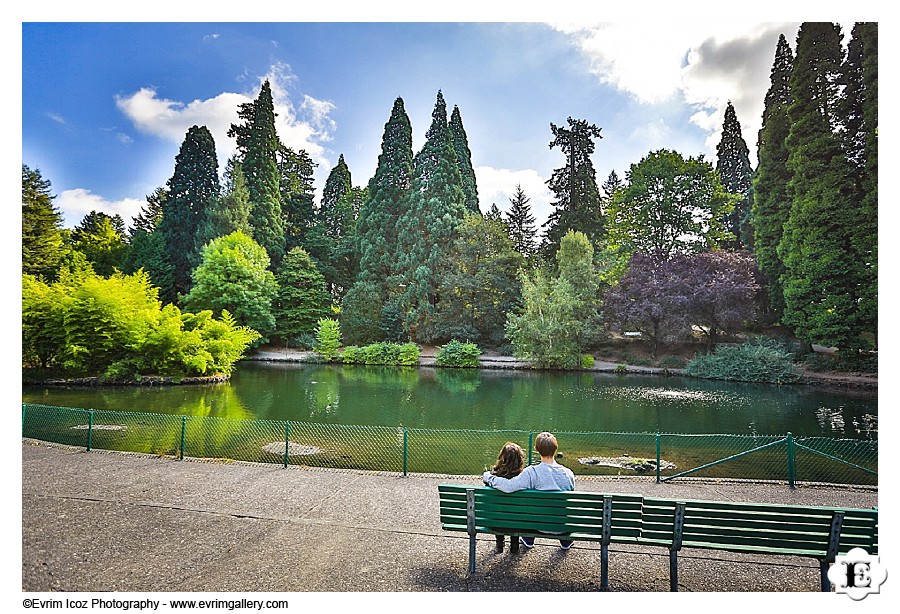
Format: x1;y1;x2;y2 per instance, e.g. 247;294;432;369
22;439;877;594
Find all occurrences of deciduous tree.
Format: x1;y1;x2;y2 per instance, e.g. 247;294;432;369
607;149;735;258
182;231;278;342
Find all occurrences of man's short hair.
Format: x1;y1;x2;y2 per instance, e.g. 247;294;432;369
535;431;558;457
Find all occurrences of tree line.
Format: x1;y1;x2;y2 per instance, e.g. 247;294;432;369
22;22;877;376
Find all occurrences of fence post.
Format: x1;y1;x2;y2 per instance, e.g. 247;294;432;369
787;432;796;488
180;416;187;460
403;427;409;476
284;422;291;469
528;432;534;465
656;432;661;483
87;409;94;452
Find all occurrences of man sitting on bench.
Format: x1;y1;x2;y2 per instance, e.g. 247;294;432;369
482;431;576;550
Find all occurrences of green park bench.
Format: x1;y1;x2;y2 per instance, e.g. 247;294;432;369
640;496;879;591
438;484;643;588
438;485;878;592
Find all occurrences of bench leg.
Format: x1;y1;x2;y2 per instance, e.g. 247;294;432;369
669;550;679;592
467;533;476;578
510;535;519;553
601;543;609;591
820;561;831;592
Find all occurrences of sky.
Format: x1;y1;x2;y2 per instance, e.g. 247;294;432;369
20;15;860;233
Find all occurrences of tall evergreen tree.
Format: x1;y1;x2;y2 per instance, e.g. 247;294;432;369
600;170;623;210
228;80;285;264
343;97;414;341
505;183;537;258
278;143;317;253
780;22;872;357
123;188;174;301
716;101;753;248
158;125;220;298
752;33;794;318
308;155;362;299
22;165;66;280
838;23;878;343
194;158;253;255
355;97;414;285
392;90;467;342
449;105;479;214
541;117;604;259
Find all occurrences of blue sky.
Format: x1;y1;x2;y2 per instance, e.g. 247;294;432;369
22;18;846;232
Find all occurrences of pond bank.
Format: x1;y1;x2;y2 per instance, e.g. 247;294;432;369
245;347;877;390
22;373;231;387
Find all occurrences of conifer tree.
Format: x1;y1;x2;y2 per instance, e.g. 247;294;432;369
716;102;753;248
123;188;174;301
392;90;467;342
541;117;604;259
278;142;317;253
343;97;414;341
309;155;362;299
194;158;253;255
505;183;537;258
355;97;414;285
273;246;331;341
22;165;66;280
158;125;220;298
780;22;872;357
449;105;479;214
752;34;794;318
837;23;878;342
228;80;285;264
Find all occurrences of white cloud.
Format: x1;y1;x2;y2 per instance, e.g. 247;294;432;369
629;119;672;149
48;112;66;125
554;23;800;164
474;166;553;232
115;62;336;172
56;189;145;229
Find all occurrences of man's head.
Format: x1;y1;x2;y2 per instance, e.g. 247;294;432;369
535;431;558;459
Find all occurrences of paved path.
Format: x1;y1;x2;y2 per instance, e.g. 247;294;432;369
22;439;877;594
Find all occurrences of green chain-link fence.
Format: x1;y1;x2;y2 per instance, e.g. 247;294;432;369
22;403;877;486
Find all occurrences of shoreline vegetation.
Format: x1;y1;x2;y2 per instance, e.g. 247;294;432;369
23;343;877;391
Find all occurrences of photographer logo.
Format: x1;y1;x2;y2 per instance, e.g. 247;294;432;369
827;547;887;600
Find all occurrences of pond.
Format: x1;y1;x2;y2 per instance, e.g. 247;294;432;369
23;360;878;438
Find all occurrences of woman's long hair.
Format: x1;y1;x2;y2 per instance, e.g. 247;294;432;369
490;442;525;478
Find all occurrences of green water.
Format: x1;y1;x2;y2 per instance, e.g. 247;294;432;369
22;361;878;439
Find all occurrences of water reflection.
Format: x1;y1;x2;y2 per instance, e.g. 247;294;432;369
23;362;877;439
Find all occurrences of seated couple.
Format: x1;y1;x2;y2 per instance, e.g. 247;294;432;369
482;431;575;552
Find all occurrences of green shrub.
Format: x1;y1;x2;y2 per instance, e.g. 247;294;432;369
340;345;364;364
313;318;342;362
580;354;595;369
22;271;259;379
396;343;420;366
615;364;628;374
659;355;687;369
340;342;420;366
685;338;800;384
435;340;482;368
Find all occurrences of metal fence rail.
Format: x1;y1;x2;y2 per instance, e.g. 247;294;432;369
22;403;877;487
